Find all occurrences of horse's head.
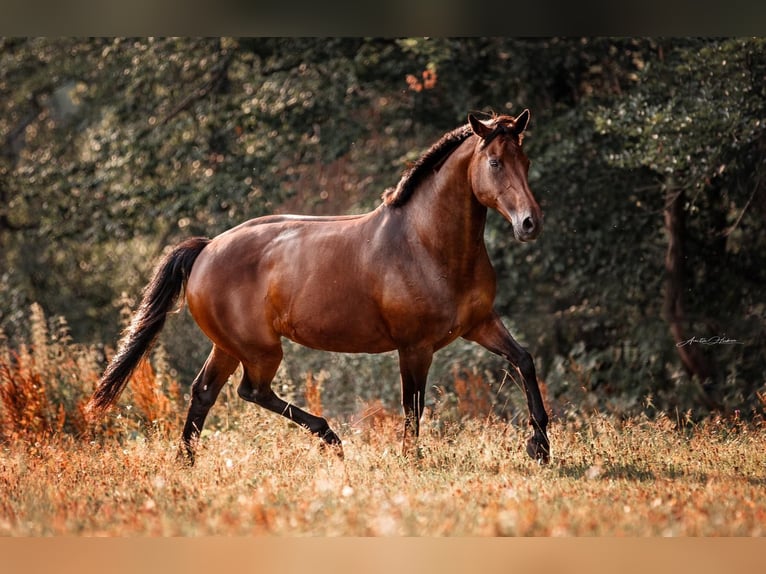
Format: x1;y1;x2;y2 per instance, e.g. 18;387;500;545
467;110;542;242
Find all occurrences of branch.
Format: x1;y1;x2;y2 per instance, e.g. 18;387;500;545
721;172;762;237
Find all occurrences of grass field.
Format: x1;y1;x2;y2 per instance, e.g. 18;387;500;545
2;403;764;536
1;309;764;537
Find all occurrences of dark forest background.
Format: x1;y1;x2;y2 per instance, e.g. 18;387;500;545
1;38;764;422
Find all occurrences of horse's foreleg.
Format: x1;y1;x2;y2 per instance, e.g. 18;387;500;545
464;312;550;463
179;346;240;466
397;347;433;456
237;352;343;455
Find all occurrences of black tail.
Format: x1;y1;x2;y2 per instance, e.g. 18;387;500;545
86;237;210;417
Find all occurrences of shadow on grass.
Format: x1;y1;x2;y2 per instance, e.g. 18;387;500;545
551;461;766;487
552;461;719;483
554;462;656;481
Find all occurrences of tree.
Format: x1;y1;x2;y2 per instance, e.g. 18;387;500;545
2;38;764;419
591;38;766;410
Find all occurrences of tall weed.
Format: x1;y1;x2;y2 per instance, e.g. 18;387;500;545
0;303;182;444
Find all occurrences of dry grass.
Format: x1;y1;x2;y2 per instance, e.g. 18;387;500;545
1;304;765;536
1;403;764;536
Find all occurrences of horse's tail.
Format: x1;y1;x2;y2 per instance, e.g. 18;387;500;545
86;237;210;418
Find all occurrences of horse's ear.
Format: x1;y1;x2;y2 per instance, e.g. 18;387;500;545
468;114;493;139
513;109;530;135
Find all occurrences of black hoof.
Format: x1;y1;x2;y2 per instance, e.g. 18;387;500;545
404;445;425;461
318;428;344;459
526;434;550;464
176;444;196;468
320;427;342;445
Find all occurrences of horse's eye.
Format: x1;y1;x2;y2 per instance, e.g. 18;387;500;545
489;158;500;168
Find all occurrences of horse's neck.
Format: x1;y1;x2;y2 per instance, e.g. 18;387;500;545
404;139;488;260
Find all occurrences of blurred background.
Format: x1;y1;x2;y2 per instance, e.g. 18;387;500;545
1;37;764;425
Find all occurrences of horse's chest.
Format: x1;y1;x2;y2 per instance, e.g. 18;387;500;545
383;271;493;341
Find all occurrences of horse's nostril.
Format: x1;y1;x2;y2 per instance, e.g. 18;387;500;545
522;216;535;234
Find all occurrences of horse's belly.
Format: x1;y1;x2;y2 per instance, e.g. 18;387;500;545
277;296;397;354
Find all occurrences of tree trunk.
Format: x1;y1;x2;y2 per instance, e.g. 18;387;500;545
663;180;715;384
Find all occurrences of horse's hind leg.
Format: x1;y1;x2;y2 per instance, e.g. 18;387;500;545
237;349;343;453
179;345;239;466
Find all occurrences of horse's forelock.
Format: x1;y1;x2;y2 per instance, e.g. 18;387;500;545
479;115;522;148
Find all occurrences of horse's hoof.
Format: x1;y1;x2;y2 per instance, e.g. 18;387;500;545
321;427;342;445
412;445;426;461
176;446;196;468
318;429;344;459
526;434;550;464
319;441;345;460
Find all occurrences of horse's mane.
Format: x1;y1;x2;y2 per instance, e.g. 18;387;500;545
382;123;474;207
382;114;520;207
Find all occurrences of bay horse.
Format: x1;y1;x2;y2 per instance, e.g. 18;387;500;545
86;110;550;465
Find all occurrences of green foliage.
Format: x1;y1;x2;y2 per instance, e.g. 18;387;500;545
593;38;766;179
2;38;764;422
587;38;766;414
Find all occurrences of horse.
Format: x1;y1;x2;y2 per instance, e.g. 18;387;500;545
86;110;550;465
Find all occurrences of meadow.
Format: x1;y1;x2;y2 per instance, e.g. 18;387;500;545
2;394;765;536
1;305;765;537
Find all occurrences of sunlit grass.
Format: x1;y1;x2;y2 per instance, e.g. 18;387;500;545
1;305;764;536
1;405;764;536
